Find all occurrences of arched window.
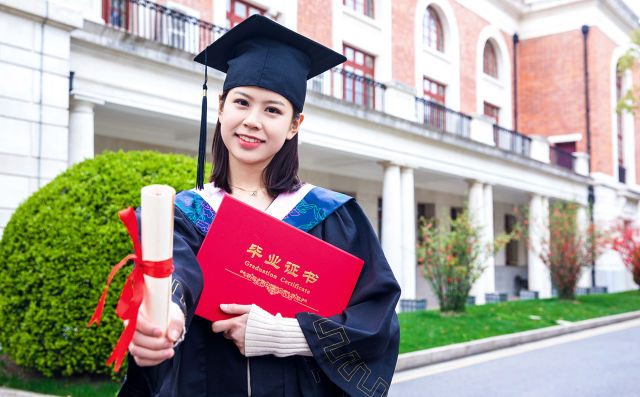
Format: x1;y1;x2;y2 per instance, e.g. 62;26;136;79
423;6;443;52
483;40;498;78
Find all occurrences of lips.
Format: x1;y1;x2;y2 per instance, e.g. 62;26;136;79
235;133;265;143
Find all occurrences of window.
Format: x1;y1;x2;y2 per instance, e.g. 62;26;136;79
423;77;446;129
343;45;375;107
483;41;498;78
450;207;463;221
423;77;445;105
484;102;500;125
423;6;443;52
417;203;435;236
505;215;518;265
226;0;265;29
104;0;128;28
343;0;374;18
555;141;576;153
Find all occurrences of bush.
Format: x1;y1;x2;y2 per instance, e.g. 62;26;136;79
0;151;198;377
417;207;517;312
541;201;601;300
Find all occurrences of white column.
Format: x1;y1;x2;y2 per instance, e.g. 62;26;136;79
68;96;101;166
483;184;495;293
528;194;552;298
381;162;403;295
576;204;592;288
401;166;416;299
467;180;486;304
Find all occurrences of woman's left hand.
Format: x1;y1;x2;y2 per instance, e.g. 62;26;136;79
211;304;252;355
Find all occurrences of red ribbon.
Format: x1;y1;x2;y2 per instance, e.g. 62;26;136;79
87;207;174;372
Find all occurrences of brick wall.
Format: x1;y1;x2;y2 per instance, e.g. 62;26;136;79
517;30;586;149
588;27;616;176
451;1;488;115
516;27;616;177
297;0;332;46
392;0;416;86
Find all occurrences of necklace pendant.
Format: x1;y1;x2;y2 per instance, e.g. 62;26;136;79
250;191;257;197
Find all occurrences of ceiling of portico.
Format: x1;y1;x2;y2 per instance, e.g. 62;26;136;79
93;104;568;207
94;103;201;152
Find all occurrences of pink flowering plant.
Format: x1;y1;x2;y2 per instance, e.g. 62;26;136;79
417;207;518;312
611;223;640;288
540;201;602;300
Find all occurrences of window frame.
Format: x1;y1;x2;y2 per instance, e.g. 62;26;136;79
423;6;444;52
343;0;374;19
343;44;376;108
226;0;265;29
484;102;500;125
483;40;498;78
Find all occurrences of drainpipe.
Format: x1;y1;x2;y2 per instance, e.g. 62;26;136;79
582;24;595;288
513;33;519;131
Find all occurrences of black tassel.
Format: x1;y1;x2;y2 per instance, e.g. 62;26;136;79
196;51;208;190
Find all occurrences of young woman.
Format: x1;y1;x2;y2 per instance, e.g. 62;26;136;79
119;15;400;397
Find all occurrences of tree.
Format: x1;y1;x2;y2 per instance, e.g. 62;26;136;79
616;29;640;115
416;207;517;312
540;201;601;300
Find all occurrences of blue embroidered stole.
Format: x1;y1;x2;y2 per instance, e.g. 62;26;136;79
175;187;352;235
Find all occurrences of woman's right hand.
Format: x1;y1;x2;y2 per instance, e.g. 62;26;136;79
128;304;185;367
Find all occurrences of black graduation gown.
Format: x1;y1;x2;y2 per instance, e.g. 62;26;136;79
119;186;400;396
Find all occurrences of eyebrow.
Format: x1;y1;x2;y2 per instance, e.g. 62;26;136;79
234;91;286;107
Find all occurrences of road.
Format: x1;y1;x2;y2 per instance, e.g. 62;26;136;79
390;319;640;397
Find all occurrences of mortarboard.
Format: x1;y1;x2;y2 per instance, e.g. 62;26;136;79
192;14;346;190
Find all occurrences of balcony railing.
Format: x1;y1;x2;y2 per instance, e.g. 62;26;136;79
102;0;228;54
307;68;386;111
550;146;574;170
493;125;531;156
619;165;626;184
414;98;471;138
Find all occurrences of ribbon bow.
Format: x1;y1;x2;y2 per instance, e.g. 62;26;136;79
87;207;174;372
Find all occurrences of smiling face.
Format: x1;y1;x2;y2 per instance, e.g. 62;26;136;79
218;86;299;172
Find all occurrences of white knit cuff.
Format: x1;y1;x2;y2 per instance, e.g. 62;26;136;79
244;304;312;357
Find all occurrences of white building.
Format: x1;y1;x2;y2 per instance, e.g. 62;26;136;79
1;0;639;308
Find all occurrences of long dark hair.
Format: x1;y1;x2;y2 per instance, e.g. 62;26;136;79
209;90;302;197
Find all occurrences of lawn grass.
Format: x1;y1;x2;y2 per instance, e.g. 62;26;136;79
1;291;638;395
0;355;120;397
398;290;640;354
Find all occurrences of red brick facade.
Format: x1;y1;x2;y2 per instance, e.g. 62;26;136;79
172;0;213;22
297;0;332;47
517;27;618;176
189;0;629;179
452;1;487;115
517;30;587;150
392;0;416;86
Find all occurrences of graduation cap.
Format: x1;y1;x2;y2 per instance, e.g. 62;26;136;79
192;14;346;190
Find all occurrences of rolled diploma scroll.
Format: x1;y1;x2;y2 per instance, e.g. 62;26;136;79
140;184;176;331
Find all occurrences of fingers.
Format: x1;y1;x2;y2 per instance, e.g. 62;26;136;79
130;343;174;367
167;303;185;343
135;313;162;338
211;318;233;334
219;303;252;315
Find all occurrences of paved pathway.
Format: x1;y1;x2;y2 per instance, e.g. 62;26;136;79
390;318;640;396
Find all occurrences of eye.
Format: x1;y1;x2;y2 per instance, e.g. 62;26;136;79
234;99;249;107
266;106;282;114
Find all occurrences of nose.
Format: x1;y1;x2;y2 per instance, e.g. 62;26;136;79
242;109;262;129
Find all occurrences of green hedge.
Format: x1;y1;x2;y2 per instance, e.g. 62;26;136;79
0;151;198;377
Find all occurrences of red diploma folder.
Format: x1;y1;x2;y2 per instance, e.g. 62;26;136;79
195;195;364;321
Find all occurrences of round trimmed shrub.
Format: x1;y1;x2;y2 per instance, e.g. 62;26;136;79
0;151;198;377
